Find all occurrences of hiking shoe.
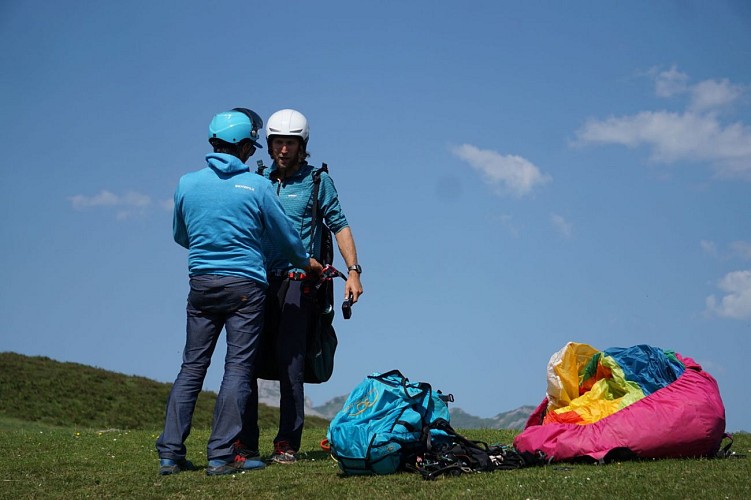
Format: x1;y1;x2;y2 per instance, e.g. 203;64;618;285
271;441;297;464
233;440;261;461
159;458;195;475
206;456;266;476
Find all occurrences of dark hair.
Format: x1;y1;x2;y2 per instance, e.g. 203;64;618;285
210;138;253;157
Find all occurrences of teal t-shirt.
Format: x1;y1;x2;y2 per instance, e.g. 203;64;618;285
261;162;349;272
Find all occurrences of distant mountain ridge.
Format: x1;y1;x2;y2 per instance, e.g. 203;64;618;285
448;406;535;430
258;380;535;430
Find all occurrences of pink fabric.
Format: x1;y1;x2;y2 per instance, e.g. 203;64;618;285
513;355;726;462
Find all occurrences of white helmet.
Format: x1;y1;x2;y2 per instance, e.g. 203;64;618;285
266;109;309;144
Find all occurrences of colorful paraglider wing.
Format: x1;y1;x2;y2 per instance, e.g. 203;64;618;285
514;344;726;462
543;343;686;425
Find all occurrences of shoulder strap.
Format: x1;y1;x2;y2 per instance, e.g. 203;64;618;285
309;163;329;255
255;160;267;176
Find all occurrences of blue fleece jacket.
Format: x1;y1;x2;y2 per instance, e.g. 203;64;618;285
173;153;308;285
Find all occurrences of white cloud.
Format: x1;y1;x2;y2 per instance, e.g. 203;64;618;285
490;213;519;237
122;191;151;208
69;190;121;208
653;65;743;112
69;190;154;218
700;240;751;261
160;199;175;211
451;144;551;197
690;78;744;112
574;67;751;180
730;241;751;261
551;213;573;238
576;111;751;176
700;240;718;257
654;66;689;98
706;270;751;320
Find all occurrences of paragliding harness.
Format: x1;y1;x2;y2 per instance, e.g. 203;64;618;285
308;163;356;319
326;370;537;478
255;162;350;384
409;419;539;480
326;370;454;475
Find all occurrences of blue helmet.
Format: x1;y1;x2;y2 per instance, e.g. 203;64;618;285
208;108;263;148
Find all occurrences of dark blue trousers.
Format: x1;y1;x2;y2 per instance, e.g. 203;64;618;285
156;274;265;462
242;278;313;451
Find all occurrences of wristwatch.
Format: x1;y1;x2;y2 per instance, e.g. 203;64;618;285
347;264;362;274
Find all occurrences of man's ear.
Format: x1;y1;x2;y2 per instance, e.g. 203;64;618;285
241;142;256;161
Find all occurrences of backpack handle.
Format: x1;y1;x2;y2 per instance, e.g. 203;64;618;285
369;370;433;404
370;369;405;383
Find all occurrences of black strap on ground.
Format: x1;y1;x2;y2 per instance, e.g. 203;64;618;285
716;433;745;459
410;418;531;480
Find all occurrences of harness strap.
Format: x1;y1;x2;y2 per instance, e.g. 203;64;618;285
309;163;328;258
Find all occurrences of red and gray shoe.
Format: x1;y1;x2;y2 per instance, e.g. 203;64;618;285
233;440;261;461
271;441;297;464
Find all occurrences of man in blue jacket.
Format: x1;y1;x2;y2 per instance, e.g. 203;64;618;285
156;108;322;476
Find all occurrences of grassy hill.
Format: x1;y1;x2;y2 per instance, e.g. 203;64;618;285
0;352;328;430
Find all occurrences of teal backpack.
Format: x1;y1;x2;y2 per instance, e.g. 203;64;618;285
326;370;453;475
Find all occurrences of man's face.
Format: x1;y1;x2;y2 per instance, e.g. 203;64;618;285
271;136;302;170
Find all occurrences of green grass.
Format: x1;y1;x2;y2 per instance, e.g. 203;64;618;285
0;352;328;430
1;353;749;499
0;419;748;499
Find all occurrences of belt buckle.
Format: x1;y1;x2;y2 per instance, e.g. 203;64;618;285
288;271;307;281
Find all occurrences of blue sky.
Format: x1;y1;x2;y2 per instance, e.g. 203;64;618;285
2;1;750;432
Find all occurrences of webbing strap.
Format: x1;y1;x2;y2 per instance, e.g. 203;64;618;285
309;163;329;259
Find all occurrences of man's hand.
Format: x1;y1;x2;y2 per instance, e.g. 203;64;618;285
333;227;363;304
345;272;363;303
306;258;323;276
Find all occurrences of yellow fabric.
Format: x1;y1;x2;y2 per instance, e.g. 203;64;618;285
546;342;599;410
545;342;647;425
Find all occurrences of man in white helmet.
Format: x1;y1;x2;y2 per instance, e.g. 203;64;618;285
239;108;363;464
